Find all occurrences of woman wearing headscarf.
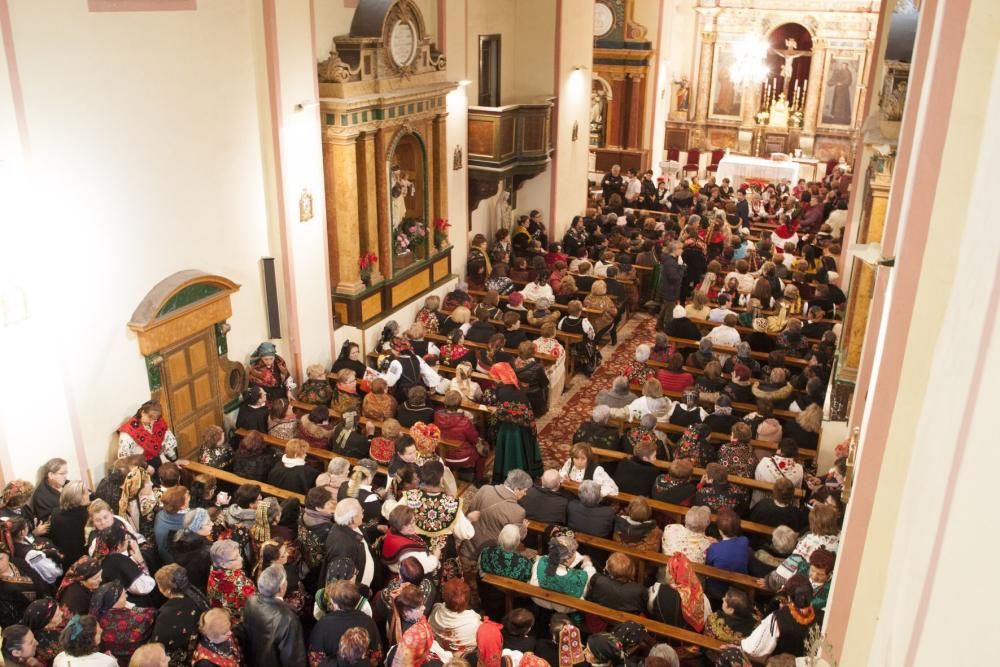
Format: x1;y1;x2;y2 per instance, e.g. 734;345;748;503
247;341;294;403
150;564;210;665
117;465;156;547
620;344;655;386
0;550;36;627
56;555;102;615
89;581;156;662
584;633;625;667
648;552;711;632
0;480;36;526
1;518;63;597
741;574;817;658
169;507;214;591
235;385;270;435
206;539;256;621
484;362;543;483
331;341;368;378
389;583;453;666
22;598;65;665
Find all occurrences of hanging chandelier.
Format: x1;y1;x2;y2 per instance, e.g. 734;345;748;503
729;33;770;86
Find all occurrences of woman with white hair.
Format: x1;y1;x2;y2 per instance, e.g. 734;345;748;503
660;506;716;564
571;405;622;451
621;344;655;385
207;539;255;620
479;524;533;581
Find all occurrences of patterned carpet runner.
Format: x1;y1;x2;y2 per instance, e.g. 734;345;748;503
535;314;658;470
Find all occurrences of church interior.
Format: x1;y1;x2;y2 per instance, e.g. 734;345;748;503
0;0;996;664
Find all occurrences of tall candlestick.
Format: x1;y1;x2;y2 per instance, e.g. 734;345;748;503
803;79;808;96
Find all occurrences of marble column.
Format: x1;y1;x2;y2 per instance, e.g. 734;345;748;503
323;135;364;294
839;163;891;377
356;132;379;264
433;113;449;235
694;31;716;124
803;39;826;135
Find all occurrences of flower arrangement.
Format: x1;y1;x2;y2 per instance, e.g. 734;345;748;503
393;218;426;256
433;218;451;249
359;251;378;285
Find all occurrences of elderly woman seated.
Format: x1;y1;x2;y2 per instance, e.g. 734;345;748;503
267;439;319;494
763;504;840;592
559;443;618;498
415;294;445;335
595;376;638;412
529;528;596;614
571;405;622;452
627;378;674;421
613;496;662;553
329;369;362;415
427;578;482;656
207;539;255;620
583;280;619;345
567;480;616;539
405;322;440;361
621;343;655;386
656;352;696;393
362;377;398;422
298;363;334;406
586;552;647;614
661;506;716;564
439;305;472;336
479;524;534;581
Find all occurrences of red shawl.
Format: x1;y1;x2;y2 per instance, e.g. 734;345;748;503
118;417;168;460
489;362;519;387
381;530;428;566
476;617;505;667
774;220;799;240
669;553;706;632
393;617;435;667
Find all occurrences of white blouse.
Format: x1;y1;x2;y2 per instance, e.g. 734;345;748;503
558;460;618;497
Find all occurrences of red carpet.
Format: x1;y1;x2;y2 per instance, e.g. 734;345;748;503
537;314;657;470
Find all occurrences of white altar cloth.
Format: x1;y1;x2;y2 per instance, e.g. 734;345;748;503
715;155;800;185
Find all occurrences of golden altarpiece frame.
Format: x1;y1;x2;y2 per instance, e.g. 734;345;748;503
319;0;456;329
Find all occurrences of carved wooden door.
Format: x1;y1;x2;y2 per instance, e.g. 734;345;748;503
162;331;221;458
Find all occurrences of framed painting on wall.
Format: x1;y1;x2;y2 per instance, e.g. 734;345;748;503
709;42;744;121
819;51;866;129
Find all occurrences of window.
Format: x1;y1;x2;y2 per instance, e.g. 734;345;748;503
478;35;501;106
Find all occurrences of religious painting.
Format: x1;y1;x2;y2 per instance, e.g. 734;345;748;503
709;43;743;120
879;61;910;122
813;135;854;162
819;52;865;129
707;127;738;151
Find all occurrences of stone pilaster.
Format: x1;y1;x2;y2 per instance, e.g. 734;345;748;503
356;132;379;263
323;135;364;294
803;39;827;134
694;31;716;124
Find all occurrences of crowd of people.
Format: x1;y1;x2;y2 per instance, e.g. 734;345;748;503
0;165;849;667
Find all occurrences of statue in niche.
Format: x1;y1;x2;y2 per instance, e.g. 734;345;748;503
390;165;415;226
674;78;690;112
495;189;512;234
771;38;809;79
590;91;604;133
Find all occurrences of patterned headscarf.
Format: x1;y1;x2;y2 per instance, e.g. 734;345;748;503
23;597;59;631
56;556;102;600
557;622;585;667
585;634;624;666
668;552;706;632
475;617;504;667
250;497;277;543
521;654;551;667
0;480;33;508
118;466;149;518
713;647;753;667
408;422;441;460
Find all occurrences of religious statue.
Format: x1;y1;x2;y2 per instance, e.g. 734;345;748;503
453;144;463;170
674;78;690;112
771;38;809;80
390;166;415;225
590;91;604;132
495;189;512;234
882;80;907;121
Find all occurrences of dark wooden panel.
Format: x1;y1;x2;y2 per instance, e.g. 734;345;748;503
665;127;689;150
499;116;516;158
521;114;544;152
468;118;495;157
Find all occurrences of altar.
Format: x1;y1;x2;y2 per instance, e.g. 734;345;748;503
715;154;801;186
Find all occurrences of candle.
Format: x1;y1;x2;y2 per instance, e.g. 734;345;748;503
803;80;808;95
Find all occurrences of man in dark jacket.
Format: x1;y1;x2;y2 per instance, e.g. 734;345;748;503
612;440;661;496
242;565;306;667
520;470;569;525
734;189;750;227
324;498;375;588
658;241;684;331
566;480;616;539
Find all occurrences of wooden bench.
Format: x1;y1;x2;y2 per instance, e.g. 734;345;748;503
560;479;774;537
588;447;805;497
287;400;463;451
523;520;768;601
664;336;809;367
184;460;304;503
481;574;728;652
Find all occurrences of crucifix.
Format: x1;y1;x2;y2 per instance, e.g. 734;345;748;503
770;38;809;96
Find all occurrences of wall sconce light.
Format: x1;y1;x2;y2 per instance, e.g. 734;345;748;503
294;100;320;112
458;79;472;87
